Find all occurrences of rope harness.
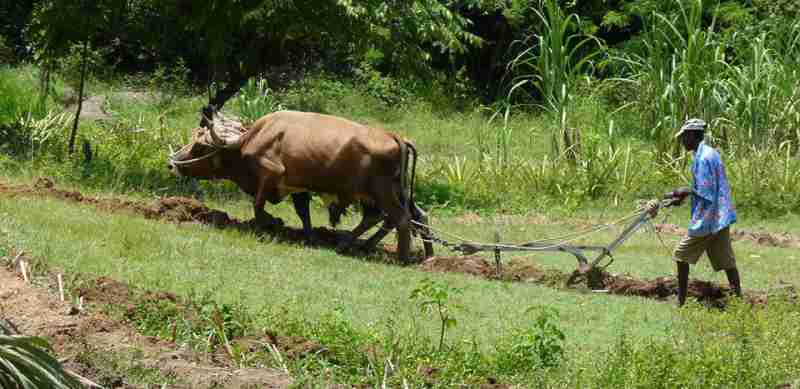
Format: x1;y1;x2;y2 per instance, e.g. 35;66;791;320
411;198;676;272
168;143;222;166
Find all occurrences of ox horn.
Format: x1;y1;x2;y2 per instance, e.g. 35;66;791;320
207;121;228;147
207;112;243;149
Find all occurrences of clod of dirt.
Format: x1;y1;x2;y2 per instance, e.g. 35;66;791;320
78;276;134;306
420;256;559;284
572;270;765;308
421;255;494;277
155;196;234;226
480;376;513;389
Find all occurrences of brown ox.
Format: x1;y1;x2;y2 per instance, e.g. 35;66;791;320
167;108;433;263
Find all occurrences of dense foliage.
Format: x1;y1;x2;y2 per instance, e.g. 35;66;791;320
0;0;798;216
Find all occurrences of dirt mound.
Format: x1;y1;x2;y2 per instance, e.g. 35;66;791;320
421;256;564;285
155;196;235;226
1;178;407;259
601;275;729;305
421;255;494;276
565;269;769;307
78;276;135;306
422;254;766;307
34;176;55;189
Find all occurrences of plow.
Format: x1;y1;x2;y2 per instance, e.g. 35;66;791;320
412;198;680;283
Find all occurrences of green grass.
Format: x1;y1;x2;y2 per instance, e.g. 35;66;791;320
0;194;681;351
2;186;800;387
3;64;800;219
2;185;798;345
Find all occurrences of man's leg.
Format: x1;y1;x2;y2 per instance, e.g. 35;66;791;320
673;234;705;307
708;227;741;298
725;268;742;298
677;261;690;307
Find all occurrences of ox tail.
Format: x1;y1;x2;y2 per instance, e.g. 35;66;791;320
405;141;418;208
393;136;413;210
403;139;434;258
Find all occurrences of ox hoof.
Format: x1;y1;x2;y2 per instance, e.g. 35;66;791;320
335;240;355;255
256;216;284;230
303;234;323;247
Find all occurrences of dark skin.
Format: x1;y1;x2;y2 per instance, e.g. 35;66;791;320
673;130;742;306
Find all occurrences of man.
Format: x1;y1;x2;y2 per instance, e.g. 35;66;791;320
650;118;742;307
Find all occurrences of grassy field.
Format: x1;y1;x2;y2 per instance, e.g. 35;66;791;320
3;63;800;386
2;182;800;386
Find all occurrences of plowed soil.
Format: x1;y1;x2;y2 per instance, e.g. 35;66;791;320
421;255;774;307
1;178;792;308
0;251;292;388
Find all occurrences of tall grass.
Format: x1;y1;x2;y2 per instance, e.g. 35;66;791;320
615;0;725;156
506;0;603;157
617;0;800;152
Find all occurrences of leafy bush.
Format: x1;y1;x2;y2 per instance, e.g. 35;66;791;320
495;306;566;374
148;59;191;110
236;76;284;123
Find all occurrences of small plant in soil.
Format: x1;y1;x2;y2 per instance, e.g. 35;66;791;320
496;306;566;373
409;278;464;353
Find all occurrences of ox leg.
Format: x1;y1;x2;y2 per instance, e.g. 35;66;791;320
412;202;435;259
291;192;314;244
336;204;383;253
253;187;284;229
361;219;394;251
374;186;412;264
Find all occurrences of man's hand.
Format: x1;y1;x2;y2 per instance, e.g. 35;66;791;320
663;186;692;206
645;199;660;217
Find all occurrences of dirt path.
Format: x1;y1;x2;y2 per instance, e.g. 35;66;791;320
1;177;793;308
0;254;291;388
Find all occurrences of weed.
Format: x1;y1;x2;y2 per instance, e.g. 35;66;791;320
495;306;566;374
410;278;464;353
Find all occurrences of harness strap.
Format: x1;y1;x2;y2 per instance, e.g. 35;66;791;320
169;144;221;166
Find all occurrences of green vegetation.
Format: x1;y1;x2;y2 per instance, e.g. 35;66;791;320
0;322;82;389
1;188;799;387
2;0;800;386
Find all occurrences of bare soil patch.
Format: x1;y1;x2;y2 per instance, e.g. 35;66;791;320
422;254;772;308
0;252;291;388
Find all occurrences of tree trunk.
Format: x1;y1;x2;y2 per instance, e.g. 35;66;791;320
38;56;51;107
68;40;90;155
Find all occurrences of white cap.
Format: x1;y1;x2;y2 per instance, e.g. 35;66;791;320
675;118;706;138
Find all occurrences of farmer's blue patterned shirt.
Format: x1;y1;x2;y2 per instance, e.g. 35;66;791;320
689;142;737;236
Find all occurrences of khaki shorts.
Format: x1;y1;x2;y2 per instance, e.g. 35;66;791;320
673;227;737;271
